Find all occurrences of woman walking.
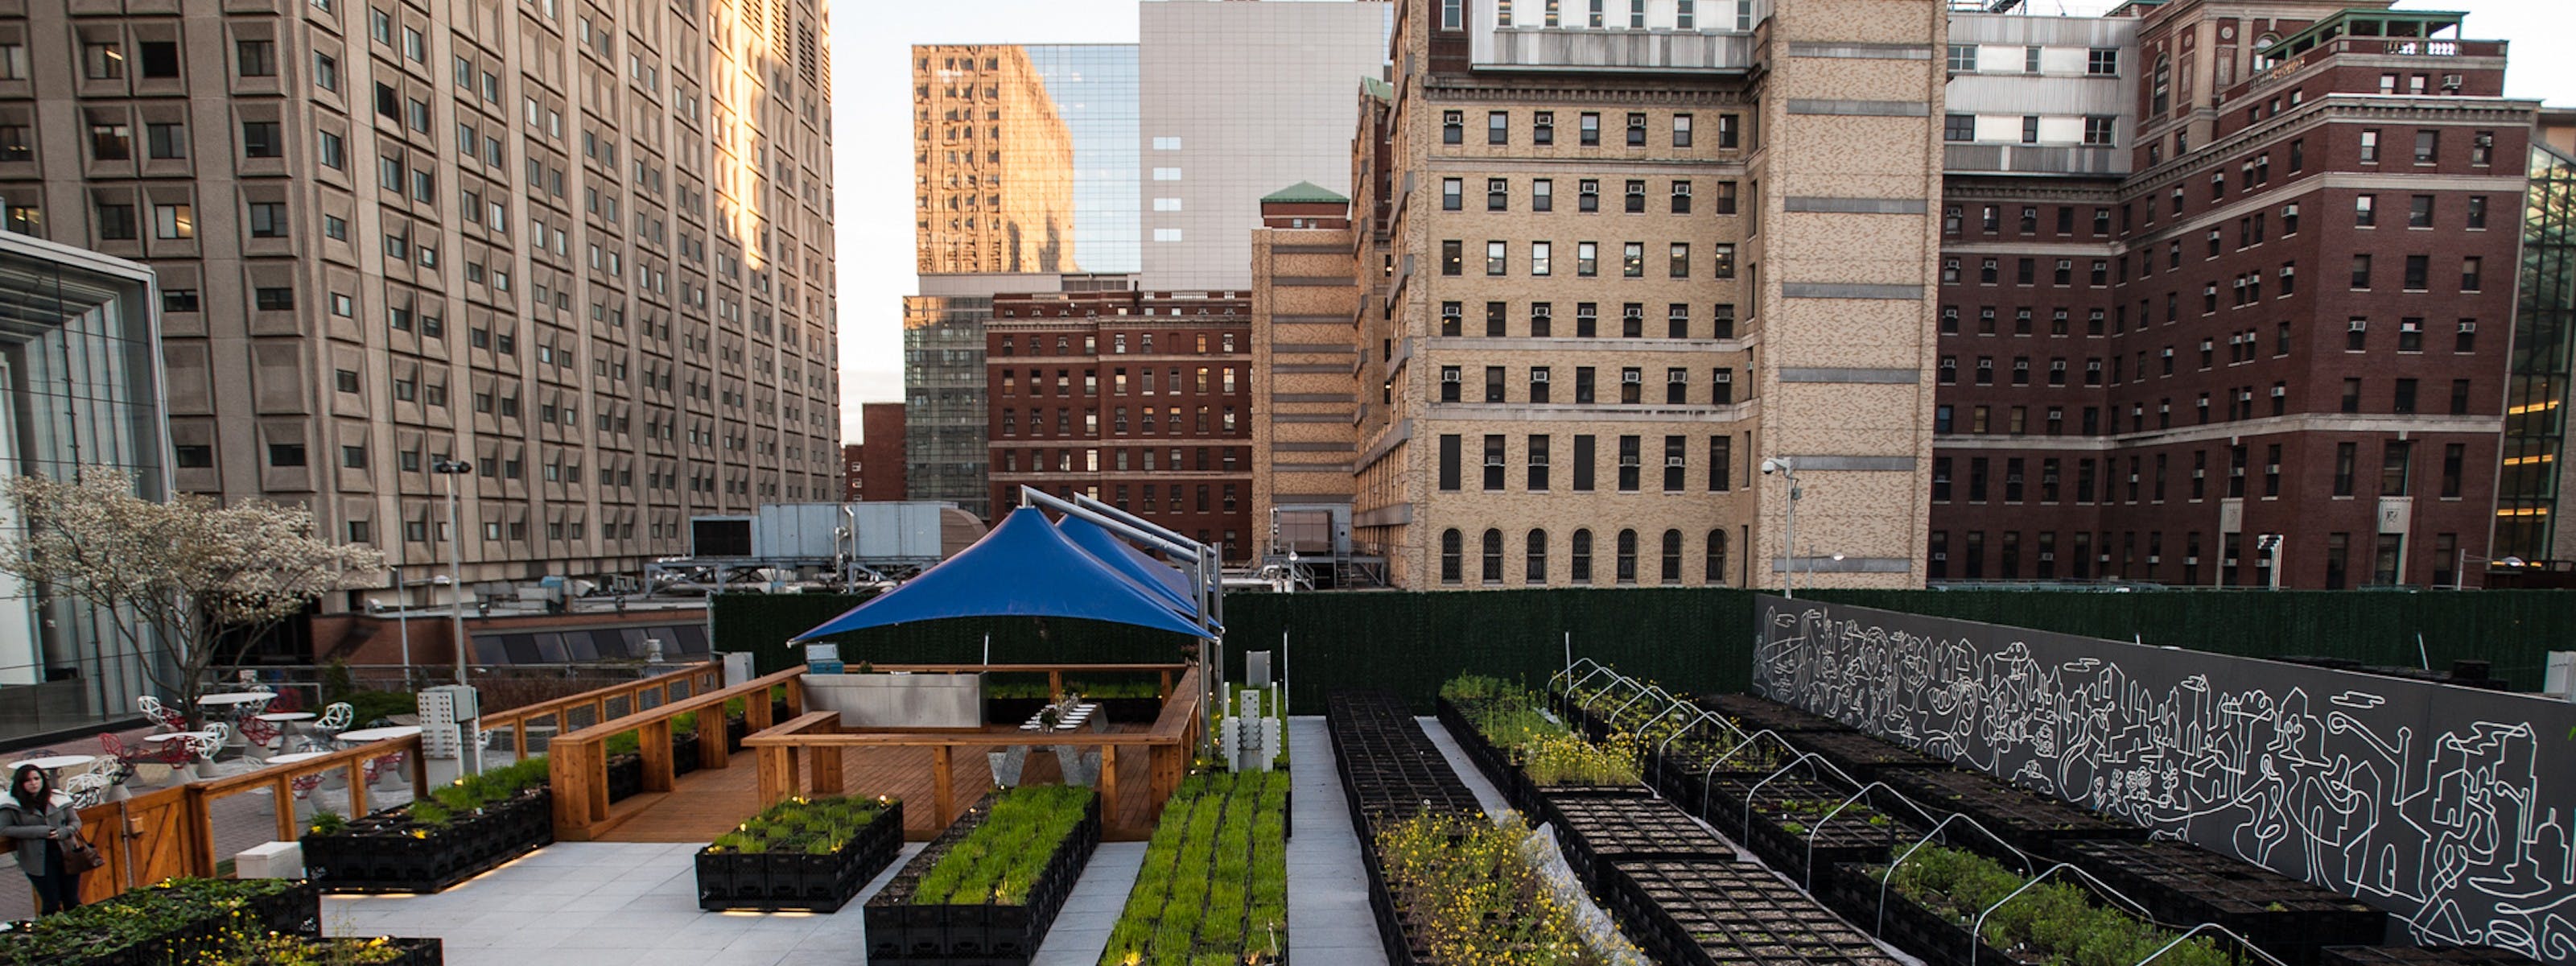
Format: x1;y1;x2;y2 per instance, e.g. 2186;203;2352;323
2;762;84;914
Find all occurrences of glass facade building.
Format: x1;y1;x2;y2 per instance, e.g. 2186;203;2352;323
914;44;1140;276
0;232;169;741
2500;142;2576;562
904;293;997;519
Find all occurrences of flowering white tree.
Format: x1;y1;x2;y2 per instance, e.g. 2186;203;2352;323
0;469;385;726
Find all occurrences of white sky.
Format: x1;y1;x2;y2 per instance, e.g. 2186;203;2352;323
826;0;2576;442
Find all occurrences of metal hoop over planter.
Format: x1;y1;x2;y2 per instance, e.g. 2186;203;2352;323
1801;780;1943;893
1874;811;2041;939
2132;922;2292;966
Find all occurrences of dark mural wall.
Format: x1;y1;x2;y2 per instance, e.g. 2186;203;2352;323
1752;596;2576;964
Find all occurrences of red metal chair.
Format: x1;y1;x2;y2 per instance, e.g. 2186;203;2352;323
362;751;408;788
238;715;283;751
102;732;189;783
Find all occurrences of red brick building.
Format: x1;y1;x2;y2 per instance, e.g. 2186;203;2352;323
849;402;908;502
1931;2;2533;588
985;290;1254;560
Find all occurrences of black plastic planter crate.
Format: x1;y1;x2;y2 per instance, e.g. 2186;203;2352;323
2322;947;2543;966
1697;693;1852;734
1715;777;1914;886
2055;840;2388;965
1778;729;1953;782
1879;767;2149;856
1539;789;1725;893
696;799;905;911
306;788;554;894
863;794;1102;964
1609;858;1899;966
1820;861;2022;966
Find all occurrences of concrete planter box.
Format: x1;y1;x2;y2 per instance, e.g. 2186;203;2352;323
802;672;983;729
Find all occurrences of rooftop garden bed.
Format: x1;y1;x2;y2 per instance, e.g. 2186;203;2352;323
866;786;1102;964
697;794;905;912
1101;770;1290;965
302;756;553;894
1832;844;2240;966
0;877;320;966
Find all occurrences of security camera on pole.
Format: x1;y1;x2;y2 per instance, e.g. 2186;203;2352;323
1760;458;1799;597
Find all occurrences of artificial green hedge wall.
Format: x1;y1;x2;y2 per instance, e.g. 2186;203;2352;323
715;588;2576;714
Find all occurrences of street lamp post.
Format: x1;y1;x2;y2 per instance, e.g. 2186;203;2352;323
431;460;473;687
1761;458;1799;597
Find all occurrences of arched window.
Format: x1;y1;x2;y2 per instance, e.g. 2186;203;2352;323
1660;529;1684;584
1706;529;1729;584
1526;529;1549;583
2151;56;2171;114
1571;529;1594;584
1481;529;1504;584
1616;529;1638;584
1440;528;1463;584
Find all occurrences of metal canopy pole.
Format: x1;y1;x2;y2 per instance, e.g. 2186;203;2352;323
1021;486;1222;758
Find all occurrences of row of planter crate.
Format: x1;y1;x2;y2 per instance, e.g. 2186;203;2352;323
0;877;444;966
864;786;1103;966
1439;679;1898;966
1587;685;2534;966
695;795;907;912
302;757;556;894
1329;688;1630;966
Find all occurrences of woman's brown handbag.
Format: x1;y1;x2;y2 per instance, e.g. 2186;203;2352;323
60;836;105;875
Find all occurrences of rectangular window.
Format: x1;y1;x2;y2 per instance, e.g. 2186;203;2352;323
150;203;192;239
237;39;276;76
1437;434;1461;491
2334;442;2357;496
1486;241;1506;275
241;121;282;158
1533;180;1552;212
1943;114;1973;142
1617;436;1640;491
1483;435;1506;490
1529;435;1551;490
1668;243;1688;278
1487;111;1509;145
1572;436;1595;491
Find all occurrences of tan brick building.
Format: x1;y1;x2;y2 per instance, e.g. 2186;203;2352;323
1249;183;1366;578
1325;0;1944;590
0;0;841;607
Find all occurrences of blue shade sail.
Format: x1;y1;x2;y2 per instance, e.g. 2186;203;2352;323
791;507;1209;641
1055;514;1199;616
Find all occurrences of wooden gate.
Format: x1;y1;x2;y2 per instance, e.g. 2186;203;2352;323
71;786;206;905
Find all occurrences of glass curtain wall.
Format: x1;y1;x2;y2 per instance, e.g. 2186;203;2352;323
0;233;168;741
2499;145;2576;564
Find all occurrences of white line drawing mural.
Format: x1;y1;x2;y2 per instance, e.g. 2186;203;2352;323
1751;597;2576;964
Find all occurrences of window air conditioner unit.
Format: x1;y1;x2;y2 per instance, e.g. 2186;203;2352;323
2273;386;2287;397
2038;552;2055;562
1669;372;1689;383
2459;321;2478;332
1531;369;1551;382
1619;456;1641;466
1666;456;1686;468
2349;320;2369;332
1484;456;1506;467
2442;75;2463;89
2148;555;2162;564
2185;555;2199;565
1622;371;1642;384
1714;372;1733;382
1931;551;1947;562
1440;370;1461;382
2401;321;2421;332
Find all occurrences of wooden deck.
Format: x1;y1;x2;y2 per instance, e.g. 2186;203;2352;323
590;728;1163;844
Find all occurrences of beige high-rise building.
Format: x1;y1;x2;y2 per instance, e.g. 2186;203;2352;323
1248;181;1367;579
0;0;840;605
1331;0;1943;591
913;45;1079;275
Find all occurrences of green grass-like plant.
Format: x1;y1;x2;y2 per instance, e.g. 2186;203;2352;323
1098;770;1290;965
912;785;1096;906
1443;674;1639;787
703;795;894;856
1880;845;2238;966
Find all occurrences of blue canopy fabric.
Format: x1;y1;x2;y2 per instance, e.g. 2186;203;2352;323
1056;514;1197;614
791;506;1210;641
